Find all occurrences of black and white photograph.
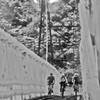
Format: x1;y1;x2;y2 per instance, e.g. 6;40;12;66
0;0;100;100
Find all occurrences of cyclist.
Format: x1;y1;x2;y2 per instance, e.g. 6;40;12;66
59;74;66;97
72;73;80;96
47;73;55;95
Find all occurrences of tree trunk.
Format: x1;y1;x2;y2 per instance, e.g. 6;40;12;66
79;0;100;100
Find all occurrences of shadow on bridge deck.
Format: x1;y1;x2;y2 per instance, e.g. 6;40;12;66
27;95;83;100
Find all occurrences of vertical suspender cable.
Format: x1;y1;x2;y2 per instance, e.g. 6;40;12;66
48;10;54;63
45;0;49;61
38;0;43;56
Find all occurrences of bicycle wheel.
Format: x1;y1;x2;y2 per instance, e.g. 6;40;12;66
48;85;53;95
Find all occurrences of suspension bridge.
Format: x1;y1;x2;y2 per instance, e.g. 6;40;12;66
0;0;95;100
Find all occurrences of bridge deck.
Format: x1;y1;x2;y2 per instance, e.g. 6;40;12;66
27;95;83;100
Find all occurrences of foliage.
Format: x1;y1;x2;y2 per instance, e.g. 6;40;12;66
47;0;81;69
0;0;81;70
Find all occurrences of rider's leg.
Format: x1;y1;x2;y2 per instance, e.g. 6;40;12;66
51;84;54;94
48;85;50;95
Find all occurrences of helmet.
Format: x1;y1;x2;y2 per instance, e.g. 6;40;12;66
74;73;79;77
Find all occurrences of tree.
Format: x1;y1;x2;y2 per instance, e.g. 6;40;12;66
48;0;80;69
0;0;81;70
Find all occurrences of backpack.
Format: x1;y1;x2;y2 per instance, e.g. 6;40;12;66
74;76;80;85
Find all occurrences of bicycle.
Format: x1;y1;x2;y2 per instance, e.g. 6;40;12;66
73;84;79;100
60;86;65;97
48;84;54;95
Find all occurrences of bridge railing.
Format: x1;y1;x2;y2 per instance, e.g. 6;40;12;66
0;29;60;99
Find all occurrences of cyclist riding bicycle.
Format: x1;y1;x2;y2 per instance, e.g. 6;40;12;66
59;74;66;97
47;73;55;95
72;73;80;96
